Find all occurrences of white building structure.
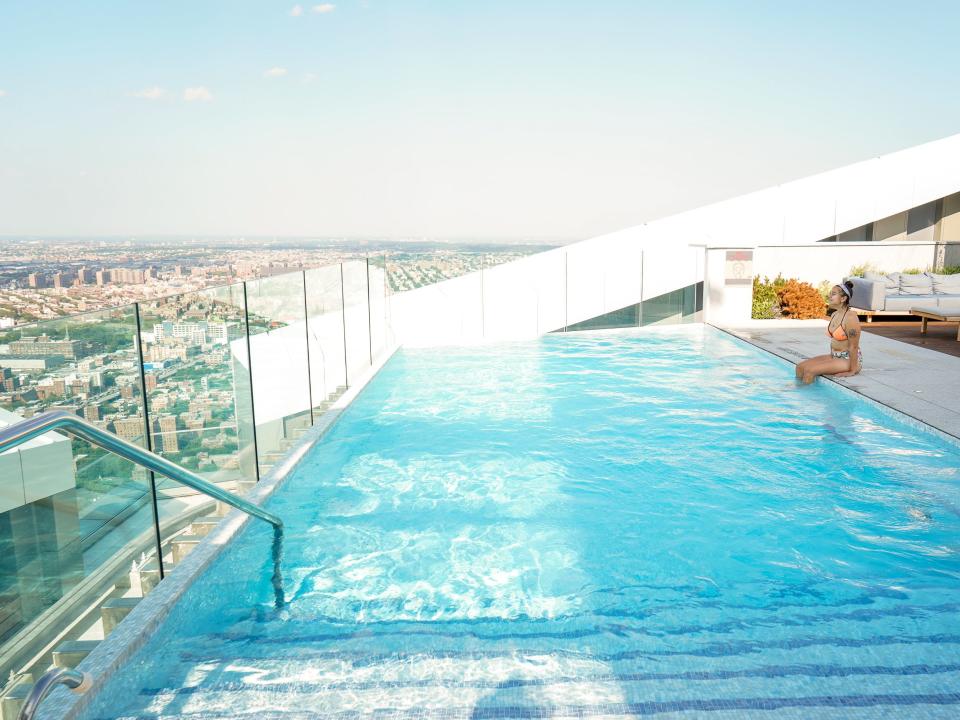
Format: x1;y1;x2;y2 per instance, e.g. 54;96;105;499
392;133;960;345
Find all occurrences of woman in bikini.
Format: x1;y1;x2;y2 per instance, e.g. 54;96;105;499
795;281;862;384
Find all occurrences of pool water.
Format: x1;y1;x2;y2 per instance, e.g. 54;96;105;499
82;326;960;719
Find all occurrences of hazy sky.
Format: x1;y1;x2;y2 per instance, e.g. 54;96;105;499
1;1;958;240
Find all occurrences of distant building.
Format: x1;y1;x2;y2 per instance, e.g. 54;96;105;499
111;417;144;442
70;377;89;395
0;357;63;372
27;273;41;289
154;416;178;452
10;335;80;359
152;321;208;346
95;269;110;286
111;268;146;284
84;405;101;422
206;323;229;344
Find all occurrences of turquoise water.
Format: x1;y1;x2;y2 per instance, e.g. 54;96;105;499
83;326;960;719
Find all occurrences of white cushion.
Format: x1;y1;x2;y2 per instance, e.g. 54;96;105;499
864;271;899;292
899;273;933;295
930;272;960;295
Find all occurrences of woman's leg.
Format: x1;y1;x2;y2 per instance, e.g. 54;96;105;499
801;356;848;384
796;354;832;379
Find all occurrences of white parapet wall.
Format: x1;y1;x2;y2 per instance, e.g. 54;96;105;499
392;132;960;343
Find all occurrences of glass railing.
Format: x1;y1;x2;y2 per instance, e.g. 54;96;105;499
0;259;390;695
387;244;705;344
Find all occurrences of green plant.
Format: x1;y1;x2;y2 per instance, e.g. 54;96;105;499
939;265;960;275
751;275;783;319
849;262;884;277
901;267;925;275
816;280;833;305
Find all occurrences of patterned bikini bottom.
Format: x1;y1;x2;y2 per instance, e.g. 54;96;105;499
832;348;863;366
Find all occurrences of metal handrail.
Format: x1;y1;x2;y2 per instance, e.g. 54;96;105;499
17;668;92;720
0;410;282;531
0;410;286;607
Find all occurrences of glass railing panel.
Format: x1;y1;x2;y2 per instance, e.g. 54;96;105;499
681;282;697;323
563;304;640;332
367;255;390;361
304;265;347;417
137;282;258;512
0;307;156;683
564;244;606;326
342;260;372;384
603;244;644;317
245;273;312;478
641;288;684;326
482;250;564;338
383;250;484;291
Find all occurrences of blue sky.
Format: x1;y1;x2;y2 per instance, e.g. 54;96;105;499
1;1;958;239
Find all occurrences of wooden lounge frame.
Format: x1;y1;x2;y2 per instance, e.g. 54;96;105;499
910;307;960;341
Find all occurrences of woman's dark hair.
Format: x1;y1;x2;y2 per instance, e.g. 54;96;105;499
829;282;852;311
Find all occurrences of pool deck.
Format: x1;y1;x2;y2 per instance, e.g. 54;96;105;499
718;319;960;441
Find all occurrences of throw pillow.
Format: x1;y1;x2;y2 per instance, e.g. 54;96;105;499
899;273;933;295
931;272;960;295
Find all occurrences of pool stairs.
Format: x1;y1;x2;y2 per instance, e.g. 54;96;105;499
71;583;960;719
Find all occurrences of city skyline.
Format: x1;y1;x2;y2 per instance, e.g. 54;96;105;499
2;1;959;238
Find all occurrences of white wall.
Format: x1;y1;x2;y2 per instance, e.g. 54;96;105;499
754;244;944;287
393;134;960;345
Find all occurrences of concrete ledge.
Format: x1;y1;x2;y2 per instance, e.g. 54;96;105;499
718;320;960;441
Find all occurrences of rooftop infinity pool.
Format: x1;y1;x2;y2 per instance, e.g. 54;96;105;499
78;325;960;719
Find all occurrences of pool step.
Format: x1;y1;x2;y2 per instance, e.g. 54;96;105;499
121;634;960;720
101;597;141;636
235;478;257;495
52;639;100;669
86;593;960;719
171;534;203;564
137;560;164;595
0;677;32;720
190;517;222;536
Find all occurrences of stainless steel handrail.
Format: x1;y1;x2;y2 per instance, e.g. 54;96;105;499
0;410;282;531
17;668;92;720
0;410;286;607
4;411;288;719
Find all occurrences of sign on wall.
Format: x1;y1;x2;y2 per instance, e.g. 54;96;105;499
724;250;753;286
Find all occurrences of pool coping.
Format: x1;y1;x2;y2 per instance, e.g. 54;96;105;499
39;343;400;720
